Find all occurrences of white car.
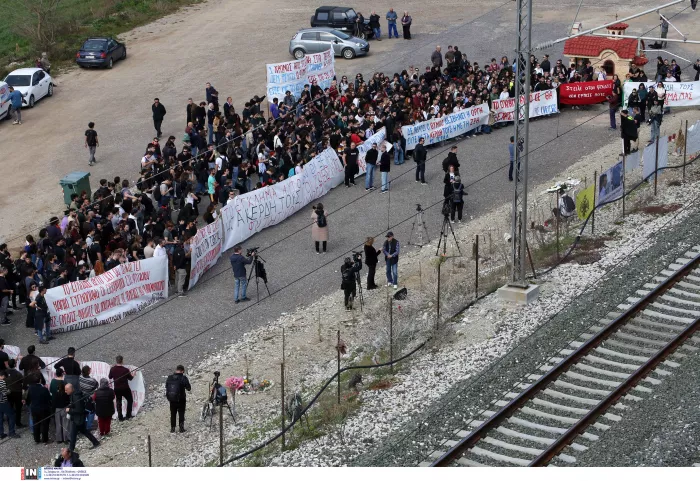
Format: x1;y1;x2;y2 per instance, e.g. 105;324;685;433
0;81;10;119
3;67;54;108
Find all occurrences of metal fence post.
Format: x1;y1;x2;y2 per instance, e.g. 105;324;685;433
436;262;441;323
219;402;224;465
389;296;394;373
474;235;479;298
281;362;285;449
337;330;341;404
654;137;659;196
592;170;597;235
555;190;560;261
683;120;688;183
147;434;152;467
622;154;626;217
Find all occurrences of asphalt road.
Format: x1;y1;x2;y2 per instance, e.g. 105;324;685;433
1;1;699;465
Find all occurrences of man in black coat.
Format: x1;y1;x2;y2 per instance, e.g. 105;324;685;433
152;98;167;138
413;137;428;184
620;109;638;155
442;146;460;173
166;365;191;433
55;448;85;467
65;383;100;451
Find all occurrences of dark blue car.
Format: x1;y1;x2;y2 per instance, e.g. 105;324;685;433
76;37;127;69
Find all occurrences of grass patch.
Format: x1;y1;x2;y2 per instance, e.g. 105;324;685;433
0;0;203;78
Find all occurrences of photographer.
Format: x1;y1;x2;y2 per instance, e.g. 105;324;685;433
448;175;465;223
363;237;381;290
165;365;191;433
229;245;253;303
340;254;363;310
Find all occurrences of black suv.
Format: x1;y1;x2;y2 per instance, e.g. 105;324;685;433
310;6;374;39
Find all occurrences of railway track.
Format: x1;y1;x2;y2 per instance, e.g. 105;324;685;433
424;246;700;467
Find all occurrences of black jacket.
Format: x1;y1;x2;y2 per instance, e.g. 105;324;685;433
694;62;700;82
414;143;427;162
68;391;86;425
379;152;391;172
369;14;380;28
365;148;379;166
166;373;191;403
26;384;52;413
94;386;116;418
152;103;167;121
442;152;460;172
54;453;84;468
363;245;380;267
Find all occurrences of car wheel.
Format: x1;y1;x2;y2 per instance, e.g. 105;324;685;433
107;57;113;69
342;48;355;60
48;84;54;97
28;95;35;108
121;48;127;60
293;48;305;60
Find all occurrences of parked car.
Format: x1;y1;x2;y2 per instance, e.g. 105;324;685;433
0;81;10;119
76;37;127;69
310;6;373;39
290;28;369;60
3;68;54;108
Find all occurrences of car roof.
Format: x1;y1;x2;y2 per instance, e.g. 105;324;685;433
298;27;341;33
6;67;44;76
83;37;112;42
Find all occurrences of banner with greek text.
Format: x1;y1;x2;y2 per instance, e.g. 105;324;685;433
356;127;387;174
4;347;146;420
266;49;336;100
401;104;489;150
45;256;168;334
623;81;700;107
492;89;559;123
188;217;223;290
221;147;344;252
559;80;613;105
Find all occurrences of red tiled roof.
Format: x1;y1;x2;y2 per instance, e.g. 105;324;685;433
607;22;629;30
563;36;638;60
633;55;649;66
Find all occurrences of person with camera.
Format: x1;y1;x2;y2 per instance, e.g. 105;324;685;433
230;245;254;303
383;232;400;288
448;175;465;223
166;365;191;433
340;254;363;310
363;237;381;290
311;203;329;254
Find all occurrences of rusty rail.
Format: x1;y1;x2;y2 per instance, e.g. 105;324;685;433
432;251;700;467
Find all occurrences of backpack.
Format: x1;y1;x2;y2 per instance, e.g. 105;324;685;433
341;265;353;283
441;201;452;217
214;385;227;405
562;194;576;216
153;185;162;202
315;209;327;228
165;374;181;403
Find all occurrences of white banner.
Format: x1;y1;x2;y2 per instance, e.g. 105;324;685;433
356;127;387;175
45;256;168;334
188;217;223;290
686;120;700;156
266;49;336;100
4;347;146;420
623;81;700;107
401;104;490;150
221;147;344;251
492;89;559;123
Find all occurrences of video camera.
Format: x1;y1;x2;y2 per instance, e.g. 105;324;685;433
351;251;362;262
246;247;259;257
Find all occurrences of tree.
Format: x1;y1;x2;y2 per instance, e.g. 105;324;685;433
9;0;64;51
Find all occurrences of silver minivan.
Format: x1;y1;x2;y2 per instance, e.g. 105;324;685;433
289;28;369;60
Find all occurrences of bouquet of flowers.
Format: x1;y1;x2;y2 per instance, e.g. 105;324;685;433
240;378;274;394
225;376;245;410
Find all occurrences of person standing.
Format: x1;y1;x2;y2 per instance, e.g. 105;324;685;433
383;232;400;288
50;373;71;444
79;365;98;430
229;245;253;303
311;203;329;254
173;241;188;297
340;256;362;310
364;143;378;191
607;92;620;130
508;136;517;181
369;11;381;40
401;12;412;39
0;369;20;439
343;142;359;187
108;355;134;421
363;237;380;290
65;383;100;451
26;379;52;444
694;59;700;81
620;109;638;155
165;365;191;433
648;100;663;145
379;144;391;193
431;45;443;69
5;359;24;428
386;8;398;38
152;98;166;138
660;16;669;48
32;285;51;344
0;267;11;326
93;378;115;437
414;137;427;184
84;122;99;166
0;86;24;125
450;176;466;223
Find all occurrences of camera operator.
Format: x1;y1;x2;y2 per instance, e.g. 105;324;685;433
165;365;191;433
229;245;254;303
340;253;363;310
363;237;381;290
448;175;465;223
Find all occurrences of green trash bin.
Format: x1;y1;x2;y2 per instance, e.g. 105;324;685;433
59;171;91;207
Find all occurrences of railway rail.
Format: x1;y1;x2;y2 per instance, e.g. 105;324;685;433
425;246;700;467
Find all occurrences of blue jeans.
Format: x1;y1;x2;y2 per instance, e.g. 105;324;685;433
86;411;95;430
386;262;398;285
365;163;376;189
0;402;16;435
609;108;617;128
394;143;404;164
381;172;390;191
373;27;381;39
388;23;398;38
37;319;50;342
234;277;248;301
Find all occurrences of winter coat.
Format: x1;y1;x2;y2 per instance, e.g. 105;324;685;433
93;386;116;419
311;209;329;242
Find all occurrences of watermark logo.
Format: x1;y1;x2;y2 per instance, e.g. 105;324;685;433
21;468;42;480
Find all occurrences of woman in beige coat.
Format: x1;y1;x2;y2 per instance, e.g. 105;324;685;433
311;203;329;254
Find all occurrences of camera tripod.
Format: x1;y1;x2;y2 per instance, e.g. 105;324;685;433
247;253;271;302
201;377;236;430
436;210;462;258
408;207;430;247
354;269;364;312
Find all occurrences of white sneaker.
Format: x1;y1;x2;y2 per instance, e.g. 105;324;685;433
393;284;398;289
387;282;392;287
12;121;18;125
